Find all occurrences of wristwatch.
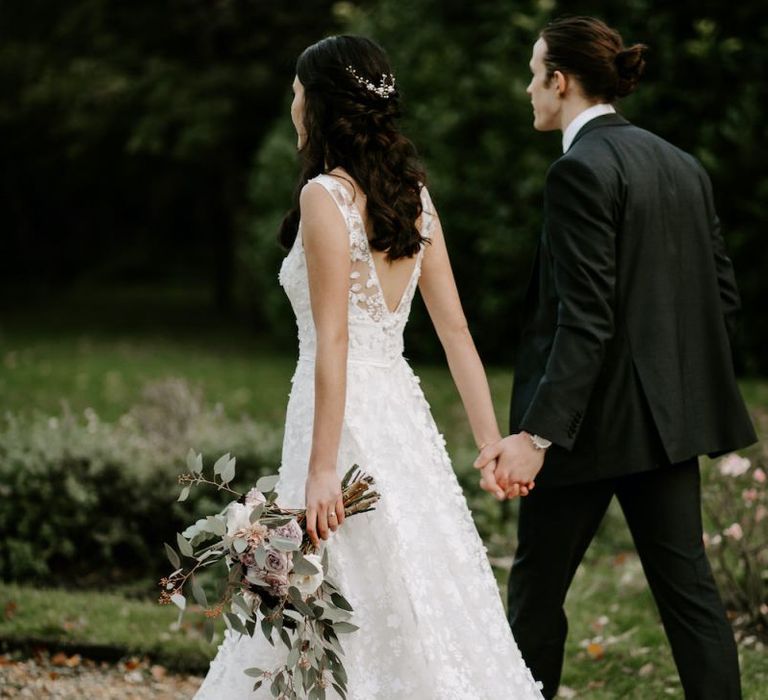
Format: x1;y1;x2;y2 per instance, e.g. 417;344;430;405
529;433;552;451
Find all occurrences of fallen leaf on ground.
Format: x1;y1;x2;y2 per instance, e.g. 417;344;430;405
51;652;69;666
587;642;605;660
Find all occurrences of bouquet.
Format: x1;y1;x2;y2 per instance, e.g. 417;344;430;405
158;449;380;699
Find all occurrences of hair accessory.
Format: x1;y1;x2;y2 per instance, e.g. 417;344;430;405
346;66;396;99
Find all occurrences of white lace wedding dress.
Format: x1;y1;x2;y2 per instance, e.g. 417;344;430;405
194;174;543;699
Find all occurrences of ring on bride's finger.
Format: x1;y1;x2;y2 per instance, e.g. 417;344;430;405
328;513;337;520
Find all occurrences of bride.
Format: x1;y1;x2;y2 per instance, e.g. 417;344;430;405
194;34;543;699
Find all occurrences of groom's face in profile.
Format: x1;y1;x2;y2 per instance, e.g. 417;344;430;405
527;37;561;132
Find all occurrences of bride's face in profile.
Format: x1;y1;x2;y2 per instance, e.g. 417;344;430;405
291;76;307;149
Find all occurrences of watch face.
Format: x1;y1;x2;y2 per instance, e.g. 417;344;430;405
532;435;552;449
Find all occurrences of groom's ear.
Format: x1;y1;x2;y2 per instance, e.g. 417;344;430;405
553;70;568;97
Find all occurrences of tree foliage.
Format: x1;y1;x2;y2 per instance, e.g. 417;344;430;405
244;0;767;370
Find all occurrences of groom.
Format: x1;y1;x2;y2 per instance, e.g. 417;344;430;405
474;16;757;700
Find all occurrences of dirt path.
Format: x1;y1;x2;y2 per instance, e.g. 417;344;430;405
0;652;203;699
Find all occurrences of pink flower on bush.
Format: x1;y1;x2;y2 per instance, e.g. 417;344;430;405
756;505;768;523
754;468;766;484
742;488;759;505
718;454;751;477
723;523;744;541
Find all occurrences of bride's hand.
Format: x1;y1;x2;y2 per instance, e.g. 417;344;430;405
305;468;345;548
479;460;506;501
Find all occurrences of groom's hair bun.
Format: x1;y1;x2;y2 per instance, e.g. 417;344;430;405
614;44;648;97
541;16;648;102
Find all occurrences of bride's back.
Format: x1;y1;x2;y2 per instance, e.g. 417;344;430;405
328;169;423;316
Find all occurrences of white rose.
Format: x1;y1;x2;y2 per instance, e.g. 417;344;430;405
245;488;267;507
290;554;324;596
226;502;253;538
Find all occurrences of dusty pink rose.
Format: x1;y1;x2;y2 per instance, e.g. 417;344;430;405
264;548;291;576
264;573;290;597
272;519;303;546
247;522;269;547
753;468;766;484
718;454;751;477
723;522;744;541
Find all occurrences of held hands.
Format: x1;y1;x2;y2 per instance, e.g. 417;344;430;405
474;432;545;500
305;467;345;548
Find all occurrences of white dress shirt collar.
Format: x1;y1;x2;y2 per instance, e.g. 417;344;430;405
562;103;616;153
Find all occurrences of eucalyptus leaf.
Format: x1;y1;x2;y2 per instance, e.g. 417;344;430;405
283;609;305;622
256;474;280;492
226;612;247;635
186;448;203;474
287;644;300;668
231;593;251;618
164;543;180;569
170;593;186;610
203;617;215;644
177;485;191;502
228;563;243;584
254;546;268;568
321;547;329;575
261;618;274;645
220;456;236;484
292;554;320;575
176;533;194;558
244;667;265;678
270;537;299;552
249;503;265;523
323;606;352;622
191;576;208;607
233;537;248;554
207;515;227;537
213;452;231;476
333;622;359;634
330;592;353;611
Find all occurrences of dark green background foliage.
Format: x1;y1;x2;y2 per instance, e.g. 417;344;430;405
2;0;765;370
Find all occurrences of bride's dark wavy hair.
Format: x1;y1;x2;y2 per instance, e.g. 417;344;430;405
279;35;428;260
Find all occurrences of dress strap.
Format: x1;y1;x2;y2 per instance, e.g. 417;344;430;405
419;185;437;242
306;173;354;223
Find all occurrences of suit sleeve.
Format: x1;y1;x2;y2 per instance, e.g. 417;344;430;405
519;157;617;449
697;163;741;343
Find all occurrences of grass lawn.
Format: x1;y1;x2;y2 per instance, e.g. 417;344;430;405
1;298;766;697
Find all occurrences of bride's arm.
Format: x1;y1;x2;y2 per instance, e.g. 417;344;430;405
418;199;506;498
300;182;350;545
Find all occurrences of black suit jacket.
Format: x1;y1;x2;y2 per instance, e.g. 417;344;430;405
510;114;757;487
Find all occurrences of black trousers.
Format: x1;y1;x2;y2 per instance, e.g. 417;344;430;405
508;459;741;700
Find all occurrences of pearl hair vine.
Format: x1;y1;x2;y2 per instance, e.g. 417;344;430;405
346;65;396;99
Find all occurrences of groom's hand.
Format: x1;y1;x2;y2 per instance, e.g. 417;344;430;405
473;434;543;499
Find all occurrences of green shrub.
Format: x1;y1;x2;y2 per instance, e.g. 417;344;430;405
701;409;768;637
0;378;282;586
